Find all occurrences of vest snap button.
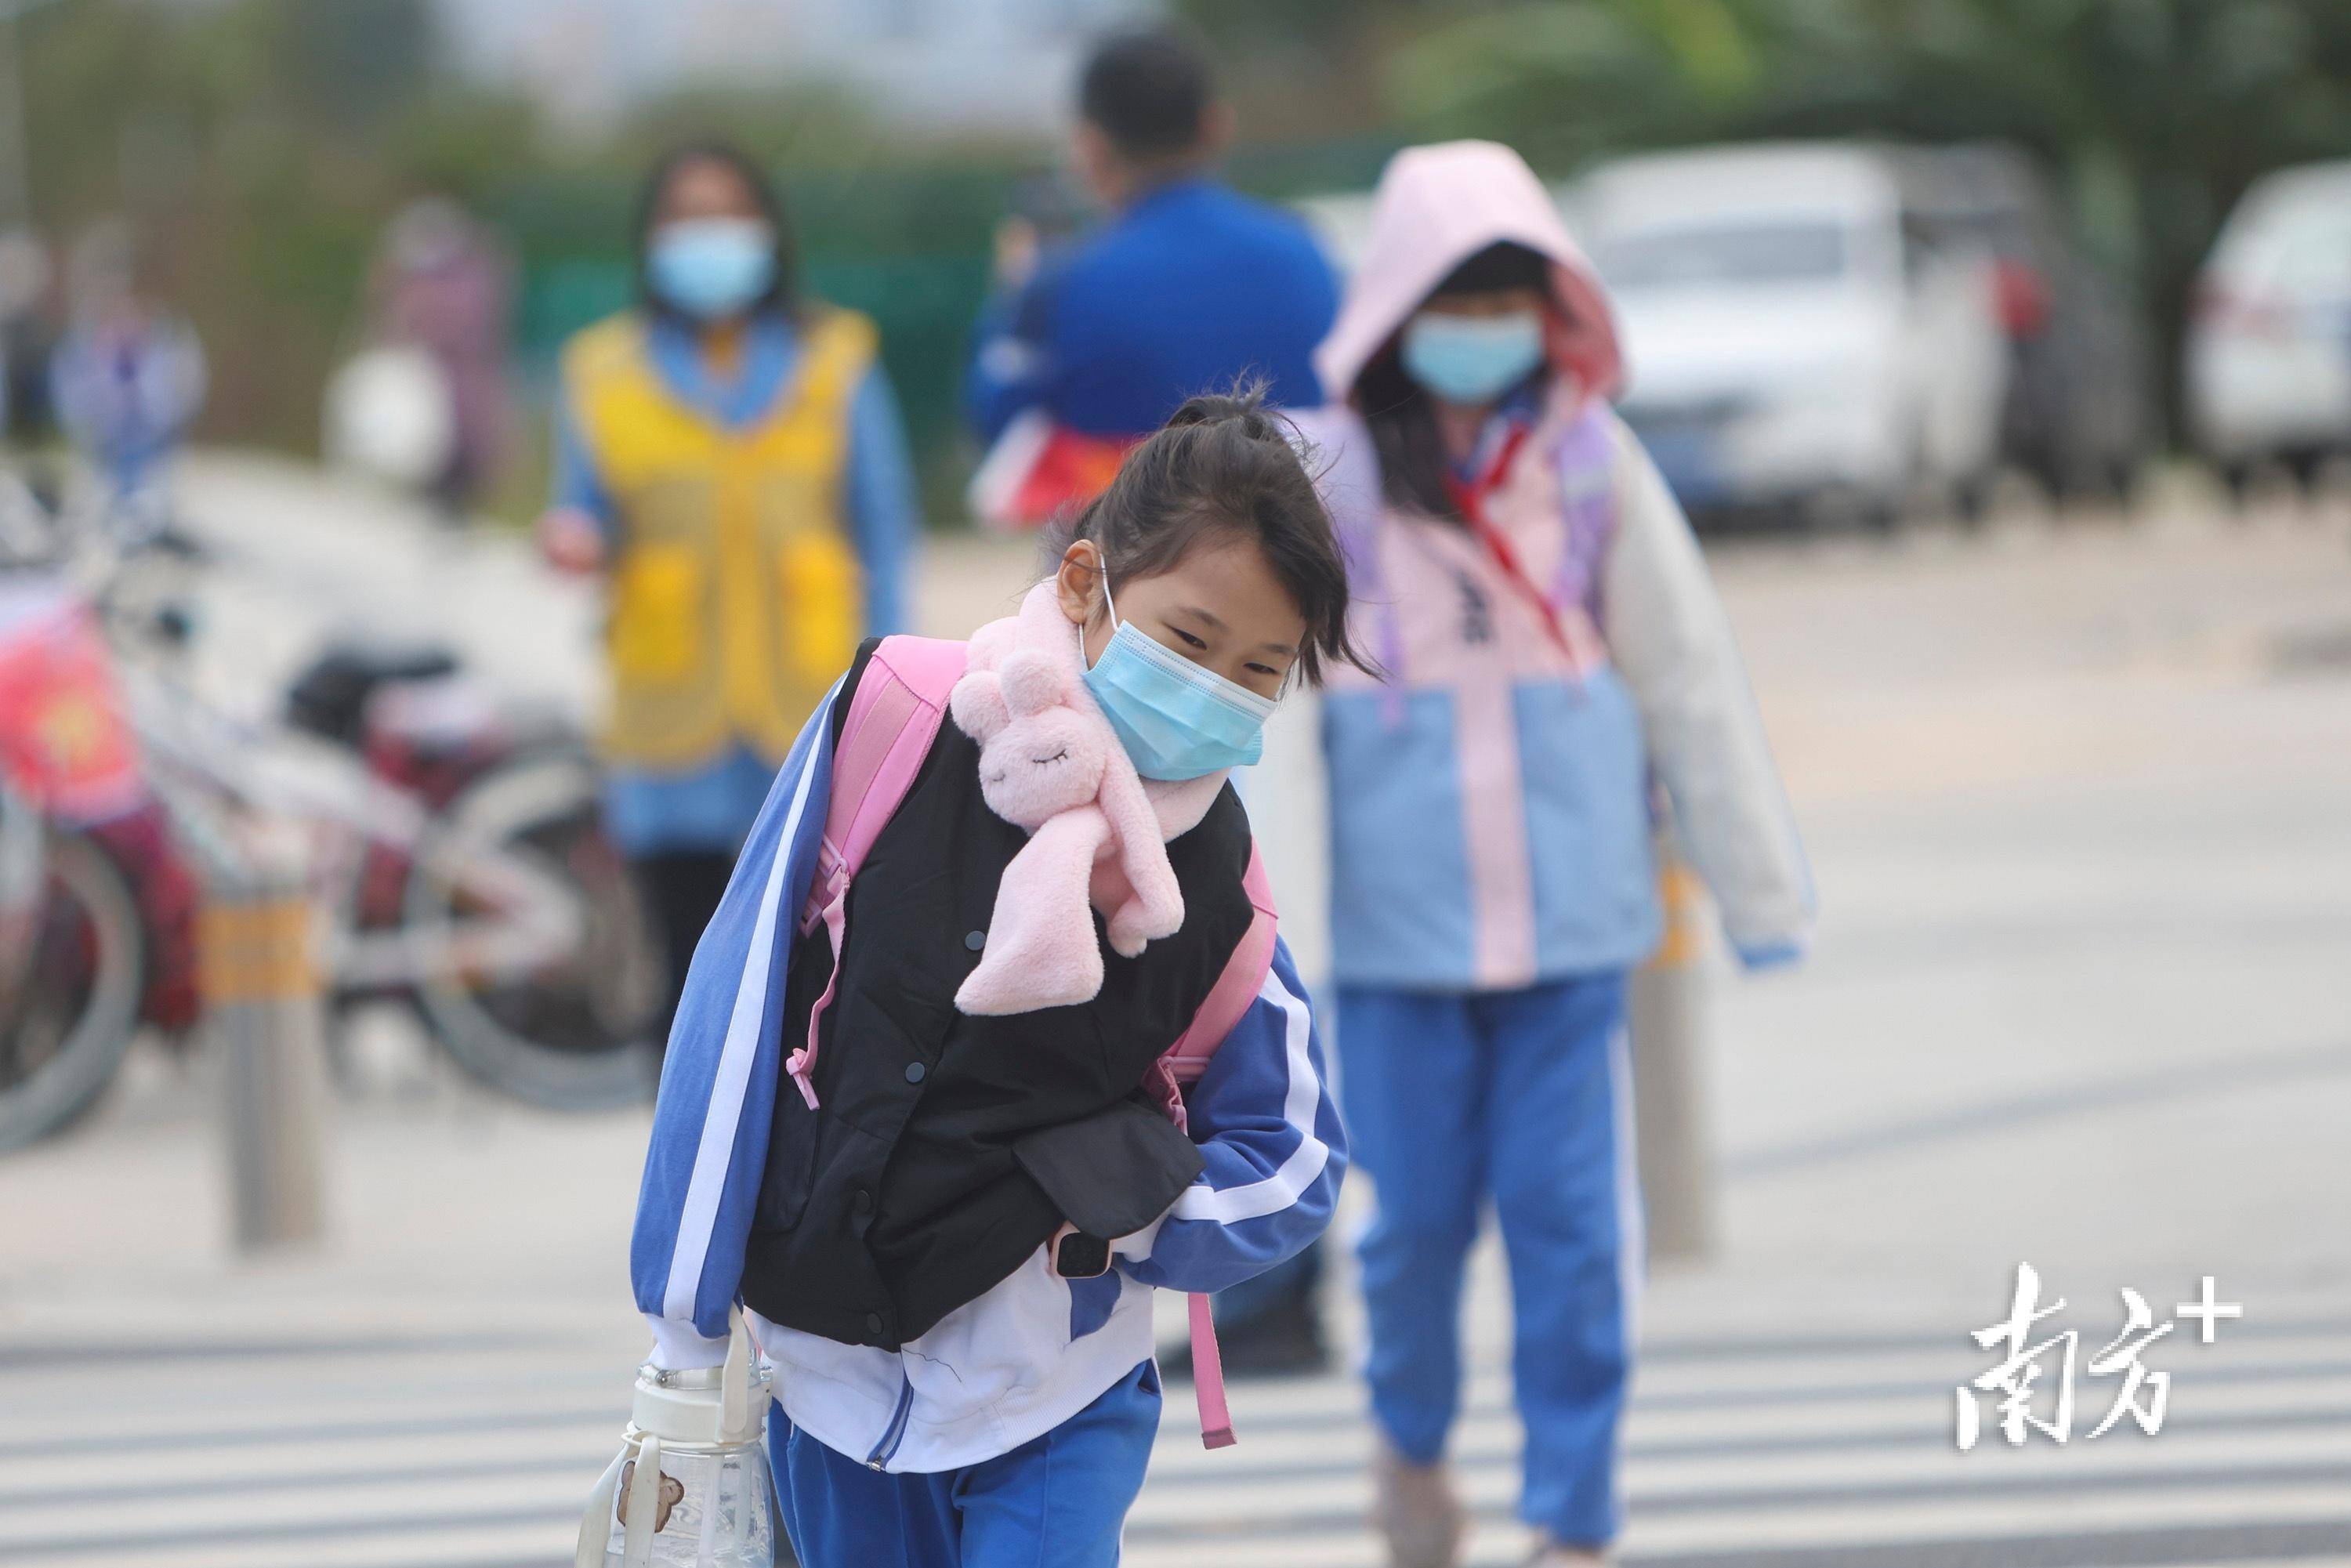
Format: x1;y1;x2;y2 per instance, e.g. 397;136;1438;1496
963;929;986;952
904;1061;926;1085
853;1187;873;1216
864;1313;884;1338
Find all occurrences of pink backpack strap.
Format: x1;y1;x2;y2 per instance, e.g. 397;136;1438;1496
1151;842;1278;1449
1154;844;1278;1133
1189;1290;1236;1450
785;636;969;1110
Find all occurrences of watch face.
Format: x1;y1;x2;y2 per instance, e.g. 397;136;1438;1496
1056;1232;1111;1279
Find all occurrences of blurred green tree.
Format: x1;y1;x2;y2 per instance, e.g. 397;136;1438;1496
271;0;441;125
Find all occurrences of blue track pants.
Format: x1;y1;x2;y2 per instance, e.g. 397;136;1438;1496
1336;974;1639;1547
771;1360;1161;1566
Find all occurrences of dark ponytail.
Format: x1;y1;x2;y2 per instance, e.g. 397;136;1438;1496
1046;382;1371;687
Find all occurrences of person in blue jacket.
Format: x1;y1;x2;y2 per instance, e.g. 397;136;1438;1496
965;23;1342;1376
965;26;1335;447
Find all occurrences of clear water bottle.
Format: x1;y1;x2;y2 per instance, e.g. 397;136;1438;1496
578;1313;777;1568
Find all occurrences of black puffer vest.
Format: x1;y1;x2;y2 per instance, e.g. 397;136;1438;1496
740;644;1256;1349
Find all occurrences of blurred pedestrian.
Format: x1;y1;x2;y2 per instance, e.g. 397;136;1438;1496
540;142;919;1046
0;229;56;443
965;20;1342;1377
49;220;205;533
962;24;1335;533
365;197;515;517
1301;142;1816;1567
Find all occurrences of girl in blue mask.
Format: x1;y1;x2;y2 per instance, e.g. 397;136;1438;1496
538;141;920;1063
627;388;1368;1568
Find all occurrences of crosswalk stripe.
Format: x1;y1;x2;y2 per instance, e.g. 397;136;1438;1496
1;1298;2341;1568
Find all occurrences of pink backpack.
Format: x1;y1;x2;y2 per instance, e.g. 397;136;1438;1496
792;635;1276;1449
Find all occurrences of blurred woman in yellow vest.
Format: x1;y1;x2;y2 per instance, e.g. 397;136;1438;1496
539;142;919;1042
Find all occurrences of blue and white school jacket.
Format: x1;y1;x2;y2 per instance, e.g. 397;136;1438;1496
628;685;1347;1472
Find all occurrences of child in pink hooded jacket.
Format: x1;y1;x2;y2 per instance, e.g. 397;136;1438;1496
1301;143;1814;1566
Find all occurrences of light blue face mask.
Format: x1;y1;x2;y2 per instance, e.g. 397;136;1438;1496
1400;309;1545;405
1081;573;1280;782
647;217;777;321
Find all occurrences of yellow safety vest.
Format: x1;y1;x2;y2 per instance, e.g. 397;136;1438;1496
563;309;875;770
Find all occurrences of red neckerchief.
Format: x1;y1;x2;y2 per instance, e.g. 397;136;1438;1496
1443;420;1574;661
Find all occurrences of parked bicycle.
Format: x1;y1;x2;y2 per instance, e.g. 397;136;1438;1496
0;483;202;1153
0;473;665;1153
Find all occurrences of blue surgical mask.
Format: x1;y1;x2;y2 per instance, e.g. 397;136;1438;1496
1081;574;1279;782
1400;310;1545;405
647;218;776;320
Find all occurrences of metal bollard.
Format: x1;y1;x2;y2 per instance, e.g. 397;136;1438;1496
1628;845;1716;1264
201;830;328;1251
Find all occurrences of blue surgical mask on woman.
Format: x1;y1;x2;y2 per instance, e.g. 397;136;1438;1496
647;217;776;321
1081;569;1279;781
1400;309;1545;404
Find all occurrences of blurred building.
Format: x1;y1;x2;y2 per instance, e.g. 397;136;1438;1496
447;0;1157;134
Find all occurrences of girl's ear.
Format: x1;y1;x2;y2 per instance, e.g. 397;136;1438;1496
1052;540;1104;629
949;671;1011;743
998;650;1067;717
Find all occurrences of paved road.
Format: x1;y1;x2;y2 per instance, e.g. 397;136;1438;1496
3;461;2349;1565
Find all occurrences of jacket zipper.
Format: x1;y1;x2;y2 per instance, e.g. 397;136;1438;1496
864;1372;915;1471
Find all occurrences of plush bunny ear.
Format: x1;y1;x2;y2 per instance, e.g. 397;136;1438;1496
1017;578;1092;686
968;617;1018;674
998;650;1069;719
949;670;1011;743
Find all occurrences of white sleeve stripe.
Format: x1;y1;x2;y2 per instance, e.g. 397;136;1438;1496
659;715;828;1322
1169;965;1329;1226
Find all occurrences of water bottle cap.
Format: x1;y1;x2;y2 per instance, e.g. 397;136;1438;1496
632;1361;770;1447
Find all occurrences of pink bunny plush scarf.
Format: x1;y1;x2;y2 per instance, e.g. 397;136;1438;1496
947;582;1227;1016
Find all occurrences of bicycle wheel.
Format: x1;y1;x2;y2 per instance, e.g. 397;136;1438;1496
404;751;662;1111
0;827;148;1153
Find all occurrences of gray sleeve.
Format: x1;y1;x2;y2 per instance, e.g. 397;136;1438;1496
1599;413;1815;966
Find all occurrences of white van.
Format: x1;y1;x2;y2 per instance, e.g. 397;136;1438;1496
1568;143;2009;525
2185;159;2351;494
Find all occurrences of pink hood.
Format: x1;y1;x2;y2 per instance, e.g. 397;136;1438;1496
1316;140;1623;407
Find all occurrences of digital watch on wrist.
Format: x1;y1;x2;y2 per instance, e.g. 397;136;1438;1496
1051;1223;1111;1280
